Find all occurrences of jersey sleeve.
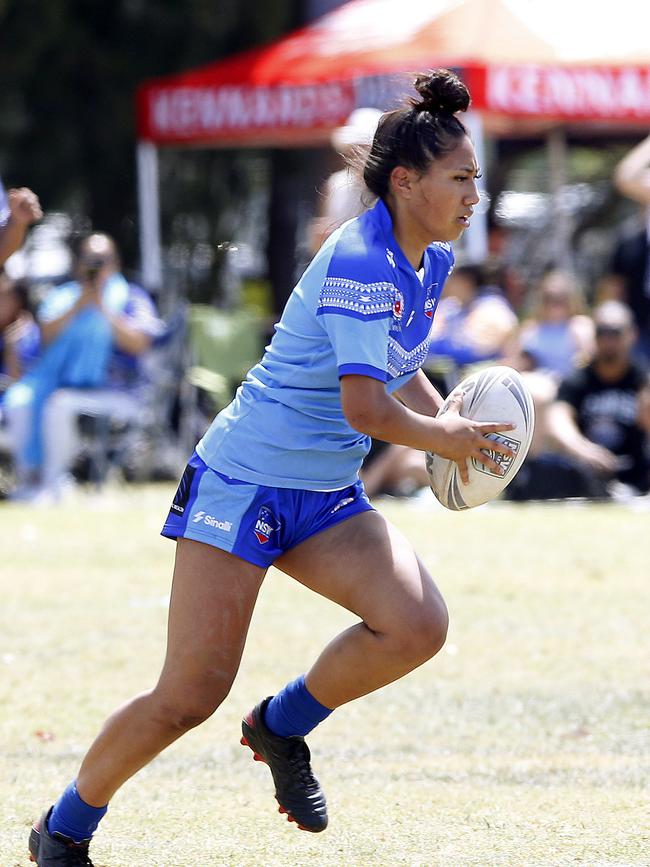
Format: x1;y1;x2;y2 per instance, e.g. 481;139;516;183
316;273;398;382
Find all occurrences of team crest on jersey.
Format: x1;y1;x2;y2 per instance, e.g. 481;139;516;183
253;505;281;545
424;297;436;319
392;290;404;319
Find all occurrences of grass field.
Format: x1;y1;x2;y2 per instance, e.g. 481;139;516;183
1;485;649;867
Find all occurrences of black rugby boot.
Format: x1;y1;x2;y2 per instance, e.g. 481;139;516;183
28;808;94;866
241;697;328;832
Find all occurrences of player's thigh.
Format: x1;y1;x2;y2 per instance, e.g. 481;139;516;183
275;510;447;637
157;538;266;703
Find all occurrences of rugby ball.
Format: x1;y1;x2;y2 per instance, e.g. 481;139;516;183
425;366;534;510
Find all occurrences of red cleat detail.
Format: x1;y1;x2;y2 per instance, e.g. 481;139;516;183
242;700;328;833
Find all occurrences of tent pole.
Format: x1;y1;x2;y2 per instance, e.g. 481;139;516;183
547;127;572;270
463;110;488;264
136;140;163;292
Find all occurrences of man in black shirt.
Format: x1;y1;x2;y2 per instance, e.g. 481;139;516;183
610;133;650;363
548;301;650;496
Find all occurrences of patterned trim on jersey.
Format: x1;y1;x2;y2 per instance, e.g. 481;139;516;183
387;331;433;378
317;277;398;321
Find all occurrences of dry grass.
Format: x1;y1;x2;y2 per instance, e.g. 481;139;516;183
1;486;649;866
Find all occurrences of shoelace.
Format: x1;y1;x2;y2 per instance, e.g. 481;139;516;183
287;743;318;788
63;840;94;866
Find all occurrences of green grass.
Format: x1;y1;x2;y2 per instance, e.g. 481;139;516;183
1;486;649;866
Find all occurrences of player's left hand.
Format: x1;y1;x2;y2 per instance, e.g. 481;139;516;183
438;389;515;484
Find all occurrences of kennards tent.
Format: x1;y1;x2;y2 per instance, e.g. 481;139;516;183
135;0;650;288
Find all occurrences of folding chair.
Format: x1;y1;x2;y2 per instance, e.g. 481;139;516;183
180;305;265;452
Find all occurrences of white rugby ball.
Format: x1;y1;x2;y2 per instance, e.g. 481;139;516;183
425;366;535;510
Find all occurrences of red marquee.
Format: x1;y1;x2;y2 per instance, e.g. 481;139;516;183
136;0;650;148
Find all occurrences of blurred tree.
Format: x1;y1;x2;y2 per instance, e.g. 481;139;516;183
0;0;302;293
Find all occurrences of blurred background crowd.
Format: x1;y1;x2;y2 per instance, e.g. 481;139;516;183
1;0;650;504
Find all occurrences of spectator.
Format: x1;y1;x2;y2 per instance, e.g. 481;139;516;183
545;301;650;498
426;262;518;391
504;270;595;482
308;107;383;254
0;270;40;393
513;269;594;380
0;177;42;266
360;442;430;499
608;133;650;363
4;232;163;500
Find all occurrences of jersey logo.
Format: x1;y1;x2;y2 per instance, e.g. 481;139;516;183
191;510;233;532
393;290;404;319
424;297;436;319
386;248;396;268
253;506;281;545
330;495;355;515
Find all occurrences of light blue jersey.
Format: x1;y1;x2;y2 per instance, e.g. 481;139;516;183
197;198;454;490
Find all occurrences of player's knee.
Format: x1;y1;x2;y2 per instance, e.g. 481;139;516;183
151;682;231;732
395;597;449;663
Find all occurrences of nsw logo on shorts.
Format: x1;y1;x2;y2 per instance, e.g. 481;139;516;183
253;506;281;545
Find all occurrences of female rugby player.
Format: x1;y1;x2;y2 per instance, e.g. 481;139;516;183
29;68;514;864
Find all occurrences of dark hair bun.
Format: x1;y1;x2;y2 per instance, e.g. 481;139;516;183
411;69;470;115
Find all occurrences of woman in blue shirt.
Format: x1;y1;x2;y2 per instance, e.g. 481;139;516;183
29;69;515;864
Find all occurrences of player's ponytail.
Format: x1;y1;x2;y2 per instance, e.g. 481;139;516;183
363;68;471;202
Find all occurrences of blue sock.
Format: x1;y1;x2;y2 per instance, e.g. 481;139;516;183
264;674;333;738
48;781;108;843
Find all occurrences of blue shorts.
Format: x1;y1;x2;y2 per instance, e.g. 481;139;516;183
161;452;374;568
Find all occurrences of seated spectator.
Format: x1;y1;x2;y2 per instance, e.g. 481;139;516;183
4;232;163;500
360;442;431;499
540;301;650;499
0;270;40;395
425;262;518;392
513;269;594;380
